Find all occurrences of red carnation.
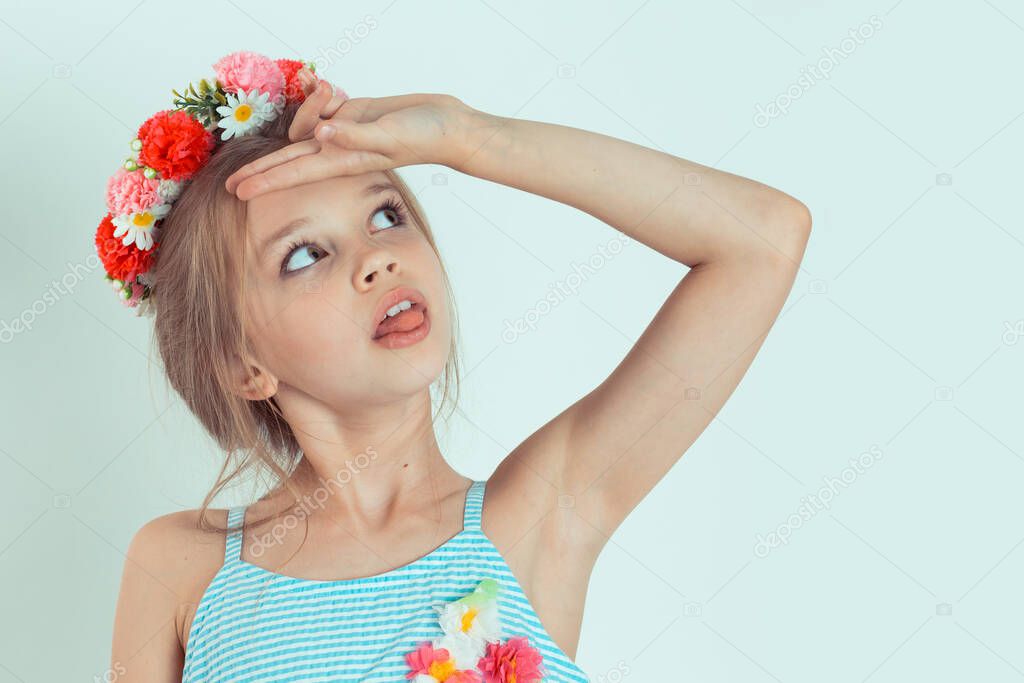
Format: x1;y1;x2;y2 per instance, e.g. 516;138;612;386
137;110;214;182
94;213;157;283
275;58;309;104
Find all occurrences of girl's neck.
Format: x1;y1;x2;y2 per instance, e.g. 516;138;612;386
259;434;465;530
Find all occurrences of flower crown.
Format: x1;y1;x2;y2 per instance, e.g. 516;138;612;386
94;50;346;316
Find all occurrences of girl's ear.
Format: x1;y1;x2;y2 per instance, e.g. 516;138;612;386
229;352;279;401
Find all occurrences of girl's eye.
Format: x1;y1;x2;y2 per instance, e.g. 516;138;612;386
281;242;326;274
371;200;406;230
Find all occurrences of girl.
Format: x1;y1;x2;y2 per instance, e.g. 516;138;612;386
108;52;810;682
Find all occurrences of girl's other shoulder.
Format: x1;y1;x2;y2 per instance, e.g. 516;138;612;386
112;508;232;677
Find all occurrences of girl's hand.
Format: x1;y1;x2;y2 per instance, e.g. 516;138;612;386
224;76;478;200
286;70;352;141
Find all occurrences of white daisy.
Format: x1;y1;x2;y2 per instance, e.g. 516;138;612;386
112;203;170;251
215;88;278;141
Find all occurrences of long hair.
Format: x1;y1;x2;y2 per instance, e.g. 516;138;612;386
147;101;461;532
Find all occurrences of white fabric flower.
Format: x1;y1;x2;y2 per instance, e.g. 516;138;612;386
436;599;501;645
433;631;485;670
215;88;278;140
111;203;170;251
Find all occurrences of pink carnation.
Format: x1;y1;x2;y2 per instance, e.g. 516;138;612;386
213;50;285;102
106;167;162;216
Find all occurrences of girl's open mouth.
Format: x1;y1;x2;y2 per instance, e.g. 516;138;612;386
372;303;430;349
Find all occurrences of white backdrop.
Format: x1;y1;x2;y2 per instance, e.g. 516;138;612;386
1;1;1022;681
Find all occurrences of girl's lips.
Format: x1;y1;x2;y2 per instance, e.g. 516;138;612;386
372;305;430;349
370;285;427;336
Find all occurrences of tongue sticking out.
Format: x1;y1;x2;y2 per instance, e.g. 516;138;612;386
374;305;425;339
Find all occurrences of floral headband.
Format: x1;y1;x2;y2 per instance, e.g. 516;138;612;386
94;50;345;316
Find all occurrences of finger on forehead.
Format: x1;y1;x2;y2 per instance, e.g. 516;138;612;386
235;152;349;201
225;139;321;193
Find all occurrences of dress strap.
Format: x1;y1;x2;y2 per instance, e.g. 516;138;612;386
224;505;246;565
462;480;486;532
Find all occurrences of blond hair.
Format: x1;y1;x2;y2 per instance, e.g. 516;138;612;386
147;101;461;531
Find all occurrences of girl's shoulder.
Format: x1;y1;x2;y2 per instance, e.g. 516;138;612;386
121;507;235;650
128;507;234;574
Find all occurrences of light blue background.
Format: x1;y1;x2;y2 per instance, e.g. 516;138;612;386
0;0;1021;681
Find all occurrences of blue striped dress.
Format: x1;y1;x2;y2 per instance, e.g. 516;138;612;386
181;479;590;682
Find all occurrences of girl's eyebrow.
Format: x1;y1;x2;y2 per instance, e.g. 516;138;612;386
259;216;313;260
361;181;398;197
257;182;399;259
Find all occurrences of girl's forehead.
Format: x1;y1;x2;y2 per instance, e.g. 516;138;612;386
247;172;390;221
244;172;397;249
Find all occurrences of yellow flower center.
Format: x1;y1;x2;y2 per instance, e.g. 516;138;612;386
460;607;478;633
234;104;253;122
427;659;456;680
133;212;154;228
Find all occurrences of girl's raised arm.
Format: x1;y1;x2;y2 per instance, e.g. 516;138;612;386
451;110;811;550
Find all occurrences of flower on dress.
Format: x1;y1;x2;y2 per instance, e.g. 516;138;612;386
476;636;545;683
404;642;482;682
435;578;502;662
405;578;545;682
215;88;279;141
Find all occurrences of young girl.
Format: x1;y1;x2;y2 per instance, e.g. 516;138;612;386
107;51;810;682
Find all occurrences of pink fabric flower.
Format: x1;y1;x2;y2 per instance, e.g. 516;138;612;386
476;636;544;683
213;50;285;102
405;642;482;681
106;167;162;216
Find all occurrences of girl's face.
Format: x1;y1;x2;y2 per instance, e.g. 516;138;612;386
240;171;451;411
